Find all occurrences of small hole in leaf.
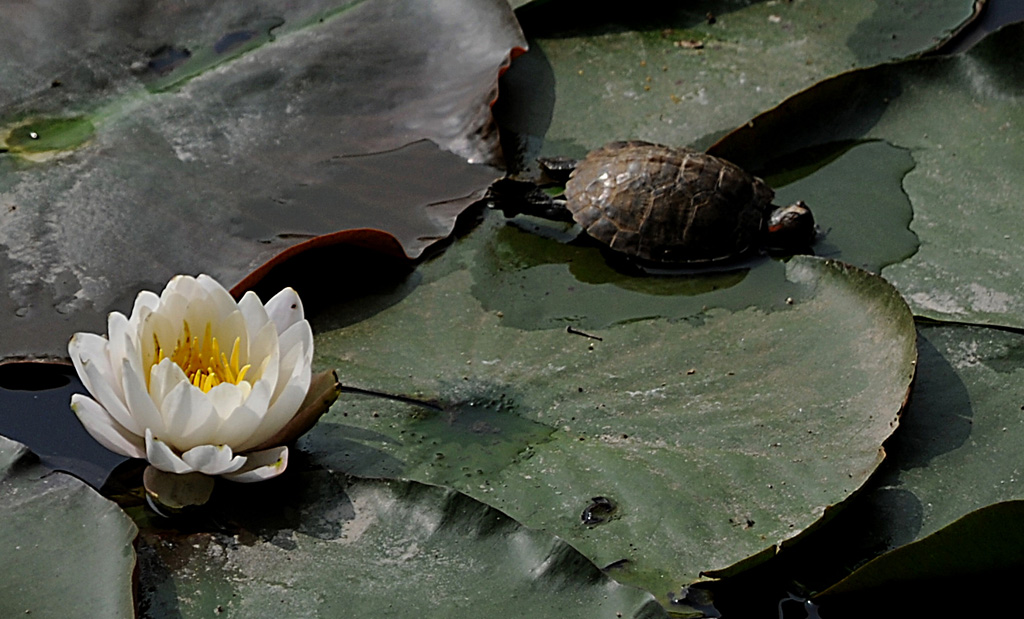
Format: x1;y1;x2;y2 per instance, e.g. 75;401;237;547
0;362;70;391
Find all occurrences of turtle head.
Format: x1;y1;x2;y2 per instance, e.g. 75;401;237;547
765;201;816;251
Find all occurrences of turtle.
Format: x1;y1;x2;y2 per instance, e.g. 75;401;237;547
557;140;816;265
561;140;815;264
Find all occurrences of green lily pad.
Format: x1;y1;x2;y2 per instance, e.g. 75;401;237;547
508;0;977;160
302;211;917;601
137;472;667;618
756;139;919;274
711;22;1024;328
482;138;917;331
0;0;524;361
809;323;1024;597
0;436;137;617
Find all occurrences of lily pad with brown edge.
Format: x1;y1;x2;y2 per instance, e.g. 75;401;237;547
0;0;525;362
710;22;1024;329
0;435;137;618
505;0;978;164
136;471;668;619
797;323;1024;602
300;212;918;604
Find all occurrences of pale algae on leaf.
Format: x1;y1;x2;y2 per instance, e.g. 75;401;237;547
305;209;917;602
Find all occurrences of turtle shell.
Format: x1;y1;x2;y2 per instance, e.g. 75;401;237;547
564;141;775;264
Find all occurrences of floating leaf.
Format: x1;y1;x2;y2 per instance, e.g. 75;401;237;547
505;0;978;161
810;323;1024;597
712;23;1024;328
137;472;667;618
0;436;136;617
303;210;917;601
0;0;525;361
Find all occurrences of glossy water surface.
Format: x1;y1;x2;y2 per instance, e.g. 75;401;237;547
0;362;125;487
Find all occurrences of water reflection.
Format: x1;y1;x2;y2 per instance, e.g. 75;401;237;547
470;209;805;331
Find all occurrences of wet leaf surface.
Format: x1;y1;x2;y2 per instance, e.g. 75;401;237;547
712;22;1024;328
813;323;1024;596
0;436;136;618
503;0;977;163
765;140;918;274
5;3;1023;614
137;472;667;619
0;0;524;361
303;209;917;600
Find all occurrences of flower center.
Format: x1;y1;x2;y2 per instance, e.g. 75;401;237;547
153;321;251;393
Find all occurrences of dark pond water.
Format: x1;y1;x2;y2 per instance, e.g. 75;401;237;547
942;0;1024;53
0;362;125;488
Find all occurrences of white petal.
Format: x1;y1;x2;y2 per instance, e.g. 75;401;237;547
222;446;288;483
69;333;140;435
264;287;304;335
141;310;180;370
213;309;249;366
106;312;131;390
71;394;146;459
145;428;194;474
148;357;188;412
241;341;311;451
178;410;224;452
129;290;160;323
207;382;245;417
238;291;271;338
180;444;247;475
121;331;160;425
162;274;199;304
121;358;166;436
247;321;280;384
181;293;220;338
210;378;272;447
69;332;115;396
271;319;313;402
196;274;240;320
159;381;218;451
244;373;274;414
159;290;192;326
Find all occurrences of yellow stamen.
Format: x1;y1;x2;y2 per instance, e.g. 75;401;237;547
149;320;250;393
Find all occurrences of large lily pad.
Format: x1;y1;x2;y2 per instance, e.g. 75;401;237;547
0;0;524;361
685;320;1024;611
808;323;1024;598
302;211;917;600
507;0;977;161
711;22;1024;328
0;436;136;617
137;472;667;618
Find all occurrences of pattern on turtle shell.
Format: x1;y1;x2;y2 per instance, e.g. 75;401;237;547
564;141;775;263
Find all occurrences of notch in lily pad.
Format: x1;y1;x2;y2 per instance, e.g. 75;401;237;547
3;116;95;157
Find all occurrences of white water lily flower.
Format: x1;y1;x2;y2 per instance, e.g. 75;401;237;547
69;274;316;483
